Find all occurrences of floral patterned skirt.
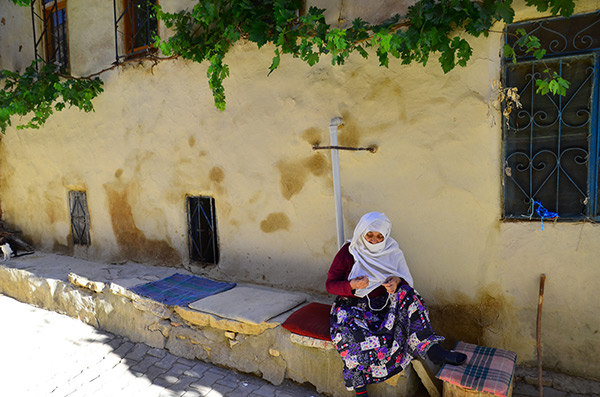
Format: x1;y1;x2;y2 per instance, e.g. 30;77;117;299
329;285;444;390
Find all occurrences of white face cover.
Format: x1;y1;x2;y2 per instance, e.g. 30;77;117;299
362;235;386;253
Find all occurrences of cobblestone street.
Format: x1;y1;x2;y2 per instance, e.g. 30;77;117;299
0;294;321;397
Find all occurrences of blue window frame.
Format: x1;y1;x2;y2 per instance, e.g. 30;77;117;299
502;11;600;220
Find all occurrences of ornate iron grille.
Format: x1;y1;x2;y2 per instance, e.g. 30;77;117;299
69;191;91;245
187;196;219;265
113;0;158;62
502;12;600;221
31;0;69;72
506;11;600;61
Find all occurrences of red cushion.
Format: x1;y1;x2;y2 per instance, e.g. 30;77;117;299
282;302;332;341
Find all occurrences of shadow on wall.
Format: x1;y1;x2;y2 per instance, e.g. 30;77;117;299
429;287;514;350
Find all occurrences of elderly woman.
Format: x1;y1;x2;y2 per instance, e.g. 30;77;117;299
326;212;465;396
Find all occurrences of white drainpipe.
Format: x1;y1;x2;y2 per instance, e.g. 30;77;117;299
329;117;344;249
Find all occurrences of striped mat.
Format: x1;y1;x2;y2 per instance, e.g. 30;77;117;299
436;341;517;396
131;273;236;306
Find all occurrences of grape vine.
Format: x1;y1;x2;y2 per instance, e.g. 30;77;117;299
2;0;578;132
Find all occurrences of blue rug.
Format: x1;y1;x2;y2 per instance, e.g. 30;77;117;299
131;273;236;306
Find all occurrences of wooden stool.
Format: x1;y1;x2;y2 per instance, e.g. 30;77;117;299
436;342;517;397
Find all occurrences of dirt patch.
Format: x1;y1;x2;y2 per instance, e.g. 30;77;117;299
53;239;73;256
304;153;328;176
301;127;322;146
277;153;329;200
209;166;225;184
337;112;361;148
105;185;180;266
429;287;514;349
260;212;290;233
277;161;307;200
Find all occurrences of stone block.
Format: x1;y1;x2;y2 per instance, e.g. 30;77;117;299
259;355;286;385
68;272;106;293
289;333;334;350
174;305;278;335
95;292;166;348
165;326;210;360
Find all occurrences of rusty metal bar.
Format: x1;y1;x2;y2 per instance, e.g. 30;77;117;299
312;145;377;153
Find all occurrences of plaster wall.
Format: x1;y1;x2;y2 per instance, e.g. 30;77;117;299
1;0;600;381
0;2;34;71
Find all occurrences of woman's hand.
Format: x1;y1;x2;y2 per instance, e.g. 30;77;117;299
350;276;369;290
382;276;401;294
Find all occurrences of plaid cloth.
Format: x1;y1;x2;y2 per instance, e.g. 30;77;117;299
131;273;236;306
436;341;517;396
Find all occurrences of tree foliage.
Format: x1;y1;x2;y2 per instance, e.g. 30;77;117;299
0;62;103;133
8;0;30;6
3;0;579;131
156;0;576;110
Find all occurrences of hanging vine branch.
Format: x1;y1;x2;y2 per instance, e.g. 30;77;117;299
3;0;579;132
155;0;577;110
0;61;104;133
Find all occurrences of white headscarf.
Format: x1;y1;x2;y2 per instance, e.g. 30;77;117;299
347;212;413;297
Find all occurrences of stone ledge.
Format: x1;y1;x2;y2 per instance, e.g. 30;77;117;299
174;305;280;335
70;271;290;335
289;333;334;350
0;258;419;396
515;366;600;395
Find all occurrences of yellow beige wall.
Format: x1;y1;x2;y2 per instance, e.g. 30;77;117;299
1;0;599;380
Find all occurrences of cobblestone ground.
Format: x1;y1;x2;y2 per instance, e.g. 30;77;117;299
3;293;595;397
0;294;321;397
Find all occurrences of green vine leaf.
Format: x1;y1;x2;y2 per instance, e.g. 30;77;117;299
3;0;579;126
536;72;570;96
525;0;576;17
8;0;31;6
0;61;104;133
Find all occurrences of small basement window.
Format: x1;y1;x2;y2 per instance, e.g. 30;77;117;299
187;196;219;264
68;191;90;245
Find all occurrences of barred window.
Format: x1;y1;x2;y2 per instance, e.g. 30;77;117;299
502;12;600;220
69;191;91;245
31;0;69;71
114;0;158;62
187;196;219;265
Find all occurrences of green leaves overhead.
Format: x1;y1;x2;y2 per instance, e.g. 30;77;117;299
2;0;580;130
525;0;576;17
8;0;31;5
0;61;103;133
156;0;577;110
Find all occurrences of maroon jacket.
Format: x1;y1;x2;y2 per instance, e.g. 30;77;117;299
325;243;391;298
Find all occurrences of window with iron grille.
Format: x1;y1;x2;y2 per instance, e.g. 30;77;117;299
113;0;158;62
69;191;91;245
502;11;600;220
187;196;219;265
31;0;69;72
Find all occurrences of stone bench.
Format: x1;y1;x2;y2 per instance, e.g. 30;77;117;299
436;341;517;397
0;256;421;396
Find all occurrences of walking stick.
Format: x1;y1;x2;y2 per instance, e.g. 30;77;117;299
536;274;546;397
